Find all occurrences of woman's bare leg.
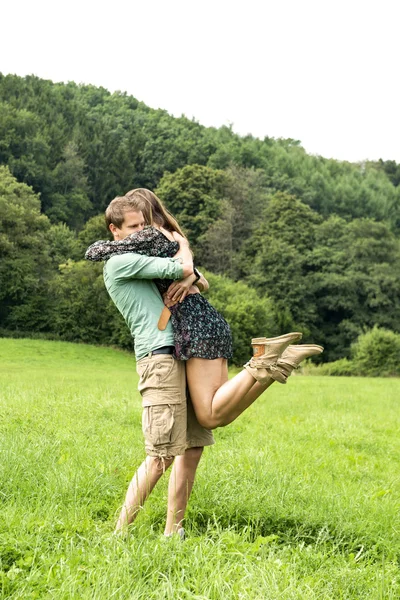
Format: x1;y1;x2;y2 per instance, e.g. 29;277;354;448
186;358;274;429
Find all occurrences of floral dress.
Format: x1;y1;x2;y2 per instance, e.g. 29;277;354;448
85;227;233;361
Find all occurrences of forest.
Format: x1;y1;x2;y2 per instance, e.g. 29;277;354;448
1;72;400;366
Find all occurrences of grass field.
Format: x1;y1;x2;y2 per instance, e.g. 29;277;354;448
0;338;399;599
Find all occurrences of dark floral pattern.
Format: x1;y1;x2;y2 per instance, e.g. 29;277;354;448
86;227;233;360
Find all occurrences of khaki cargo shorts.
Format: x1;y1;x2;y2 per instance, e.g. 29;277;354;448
136;354;215;458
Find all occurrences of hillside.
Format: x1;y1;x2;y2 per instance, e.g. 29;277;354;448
1;73;400;362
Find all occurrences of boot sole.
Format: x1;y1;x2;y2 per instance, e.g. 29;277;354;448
279;345;324;368
286;344;324;353
252;332;303;345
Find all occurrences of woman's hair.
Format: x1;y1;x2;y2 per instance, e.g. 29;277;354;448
105;188;184;236
125;189;184;236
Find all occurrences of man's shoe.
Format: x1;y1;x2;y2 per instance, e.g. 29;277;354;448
269;344;324;384
164;527;185;540
251;332;303;359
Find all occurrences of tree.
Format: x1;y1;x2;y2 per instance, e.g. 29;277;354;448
308;217;400;360
77;214;111;257
156;164;228;242
48;142;92;229
196;166;271;278
0;166;53;331
240;193;322;337
50;260;133;348
0;102;51;196
48;223;81;265
197;200;235;275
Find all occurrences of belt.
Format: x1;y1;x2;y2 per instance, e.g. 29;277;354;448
149;346;174;356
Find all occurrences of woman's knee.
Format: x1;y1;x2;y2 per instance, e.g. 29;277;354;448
197;414;222;430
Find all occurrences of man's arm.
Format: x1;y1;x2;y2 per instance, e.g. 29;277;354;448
164;270;209;304
106;252;193;282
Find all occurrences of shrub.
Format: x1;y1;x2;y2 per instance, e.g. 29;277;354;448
304;357;358;377
50;260;134;350
351;326;400;377
203;270;276;365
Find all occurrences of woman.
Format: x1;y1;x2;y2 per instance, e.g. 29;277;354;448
86;188;323;429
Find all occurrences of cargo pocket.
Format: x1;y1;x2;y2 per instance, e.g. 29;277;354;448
151;357;175;384
141;357;183;405
136;361;149;378
142;404;175;446
136;360;150;395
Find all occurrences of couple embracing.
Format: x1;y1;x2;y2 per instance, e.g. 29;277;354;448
86;188;323;538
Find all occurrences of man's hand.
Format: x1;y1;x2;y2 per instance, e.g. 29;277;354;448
165;272;198;304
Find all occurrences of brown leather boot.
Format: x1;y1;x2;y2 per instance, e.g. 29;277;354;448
252;332;303;359
243;365;275;385
244;332;304;384
249;332;303;367
269;344;324;384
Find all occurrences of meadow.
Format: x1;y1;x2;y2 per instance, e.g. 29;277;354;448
0;338;399;599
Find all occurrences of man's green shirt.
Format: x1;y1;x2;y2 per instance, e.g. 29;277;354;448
103;253;184;360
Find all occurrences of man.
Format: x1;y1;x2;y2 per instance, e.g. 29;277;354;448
102;195;214;537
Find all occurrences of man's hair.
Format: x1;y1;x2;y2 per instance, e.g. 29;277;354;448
105;189;185;236
105;195;147;229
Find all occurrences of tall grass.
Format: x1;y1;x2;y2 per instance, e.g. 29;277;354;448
0;338;399;599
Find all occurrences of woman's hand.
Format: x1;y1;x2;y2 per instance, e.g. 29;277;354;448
172;231;189;246
164;273;198;304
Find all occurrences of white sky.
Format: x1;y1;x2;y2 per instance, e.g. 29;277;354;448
2;0;399;163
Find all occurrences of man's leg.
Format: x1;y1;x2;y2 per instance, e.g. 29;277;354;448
164;447;203;535
116;354;189;533
115;455;174;532
163;393;215;536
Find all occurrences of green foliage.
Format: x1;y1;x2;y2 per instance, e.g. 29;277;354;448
50;260;134;349
305;357;358;377
203;270;276;364
306;327;400;377
1;73;400;364
241;192;322;337
351;326;400;377
77;214;111;256
309;217;400;360
48;142;92;228
1;72;399;233
198;166;270;278
138;111;216;188
156;164;227;241
0;101;51;195
375;158;400;187
0;165;53;330
48;223;81;264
